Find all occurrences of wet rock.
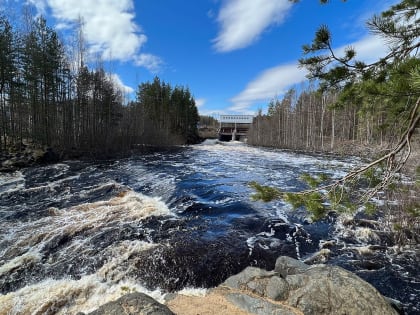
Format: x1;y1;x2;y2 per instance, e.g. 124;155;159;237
84;292;174;315
385;297;406;315
303;248;331;264
274;255;309;277
319;239;336;249
39;147;60;164
352;259;384;270
343;218;380;229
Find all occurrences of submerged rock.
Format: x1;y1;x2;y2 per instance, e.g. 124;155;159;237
83;292;174;315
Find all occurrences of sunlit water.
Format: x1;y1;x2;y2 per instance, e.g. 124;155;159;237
0;140;418;314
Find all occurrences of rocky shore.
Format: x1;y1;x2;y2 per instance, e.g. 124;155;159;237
80;256;399;315
0;146;60;172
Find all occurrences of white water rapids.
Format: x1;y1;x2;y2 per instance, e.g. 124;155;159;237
0;141;418;314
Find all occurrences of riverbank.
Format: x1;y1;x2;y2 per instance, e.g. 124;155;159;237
80;256;400;315
0;143;191;173
248;139;420;177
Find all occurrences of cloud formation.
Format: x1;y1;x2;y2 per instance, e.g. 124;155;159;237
28;0;161;72
337;35;388;64
213;0;292;52
195;98;206;108
108;73;135;95
230;34;389;113
229;63;307;112
134;54;164;74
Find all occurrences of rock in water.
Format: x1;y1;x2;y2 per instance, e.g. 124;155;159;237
84;292;174;315
222;256;398;315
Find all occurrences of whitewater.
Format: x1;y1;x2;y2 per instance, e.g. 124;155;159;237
0;140;418;314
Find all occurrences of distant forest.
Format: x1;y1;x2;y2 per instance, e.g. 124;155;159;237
0;14;199;156
248;0;419;157
247;67;418;155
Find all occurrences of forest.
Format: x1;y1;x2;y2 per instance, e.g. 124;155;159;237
0;14;199;158
248;1;419;162
247;60;419;156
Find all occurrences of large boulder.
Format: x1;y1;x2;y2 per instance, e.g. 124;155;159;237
284;264;397;315
221;256;398;315
84;292;174;315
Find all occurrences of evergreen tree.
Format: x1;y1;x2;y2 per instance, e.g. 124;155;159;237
0;16;17;150
0;13;200;157
250;0;419;222
299;0;419;180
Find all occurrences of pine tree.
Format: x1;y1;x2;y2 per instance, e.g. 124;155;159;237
299;0;419;188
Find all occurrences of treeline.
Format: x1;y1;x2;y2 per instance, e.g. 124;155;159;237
248;57;420;155
249;1;419;157
199;115;219;128
0;14;199;156
126;77;199;147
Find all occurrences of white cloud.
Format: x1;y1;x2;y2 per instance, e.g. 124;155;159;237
26;0;47;14
213;0;292;52
229;34;389;113
198;108;228;117
28;0;162;72
195;98;206;108
108;73;134;95
336;35;389;64
230;63;307;112
134;54;163;74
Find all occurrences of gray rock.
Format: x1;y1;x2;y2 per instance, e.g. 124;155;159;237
85;292;174;315
285;264;398;315
224;267;290;302
222;257;397;315
226;293;296;315
266;276;289;301
384;296;405;314
284;274;308;290
223;266;276;290
274;256;309;278
246;278;268;296
303;249;331;265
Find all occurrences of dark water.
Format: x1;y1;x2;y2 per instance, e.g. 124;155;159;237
0;140;418;314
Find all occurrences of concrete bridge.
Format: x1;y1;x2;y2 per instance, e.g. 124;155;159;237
218;115;254;141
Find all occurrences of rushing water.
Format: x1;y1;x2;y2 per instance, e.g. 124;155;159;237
0;140;418;314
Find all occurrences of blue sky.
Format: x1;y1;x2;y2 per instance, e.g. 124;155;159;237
4;0;396;116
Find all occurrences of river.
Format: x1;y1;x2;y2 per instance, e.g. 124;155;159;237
0;140;418;314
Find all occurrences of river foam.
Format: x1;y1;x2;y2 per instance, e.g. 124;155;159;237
0;171;25;197
0;241;164;315
0;187;174;310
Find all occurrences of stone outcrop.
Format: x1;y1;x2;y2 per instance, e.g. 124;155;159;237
81;292;174;315
85;256;399;315
220;256;398;315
